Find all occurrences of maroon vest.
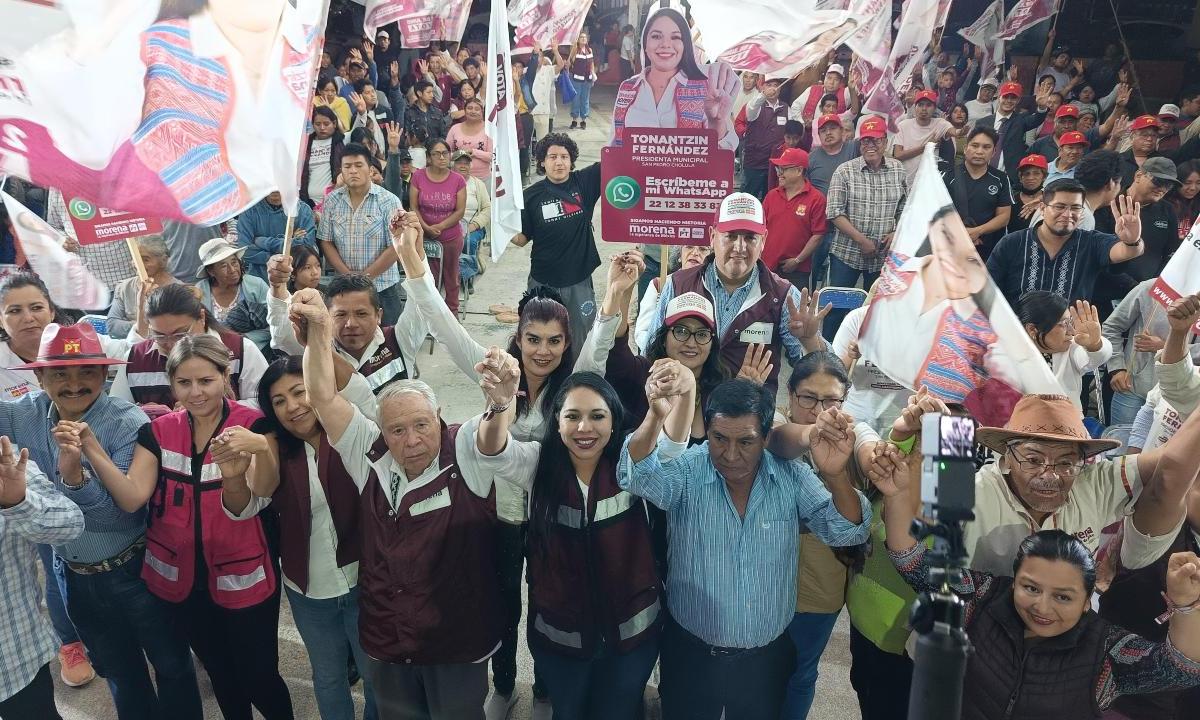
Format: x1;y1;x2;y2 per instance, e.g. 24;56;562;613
742;100;789;169
527;458;662;658
356;424;501;665
670;257;791;395
275;434;362;596
127;329;245;407
1099;526;1200;719
352;325;409;396
964;576;1107;720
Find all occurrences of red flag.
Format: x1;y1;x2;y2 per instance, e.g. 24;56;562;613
996;0;1059;41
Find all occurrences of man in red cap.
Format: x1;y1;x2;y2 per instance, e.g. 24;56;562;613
1030;98;1126;164
1046;130;1090;182
975;79;1051;185
0;322;203;718
762;148;827;290
892;89;954;182
765;120;811;194
1118;114;1200;188
1009;153;1049;233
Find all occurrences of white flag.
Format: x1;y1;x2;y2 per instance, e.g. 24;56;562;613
1151;217;1200;334
996;0;1060;41
1;191;110;310
486;1;523;263
959;0;1005;82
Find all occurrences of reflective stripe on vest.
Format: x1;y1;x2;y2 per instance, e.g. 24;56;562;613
365;357;408;392
144;549;179;582
215;564;267;592
556;506;583;529
594;491;635;523
535;613;583;649
619;598;661;641
160;449;221;482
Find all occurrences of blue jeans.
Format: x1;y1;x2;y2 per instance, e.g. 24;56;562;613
531;637;659;720
58;552;202;720
285;585;377;720
782;611;840;720
38;544;78;645
1109;390;1145;428
825;255;880;340
809;234;833;289
571;79;593;119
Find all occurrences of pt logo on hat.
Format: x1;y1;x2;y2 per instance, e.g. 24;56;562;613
63;339;81;354
604;176;641;210
68;198;96;221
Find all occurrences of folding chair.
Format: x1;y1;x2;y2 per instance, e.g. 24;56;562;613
78;314;109;336
815;287;868;341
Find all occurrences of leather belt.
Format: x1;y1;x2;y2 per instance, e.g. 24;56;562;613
65;539;146;575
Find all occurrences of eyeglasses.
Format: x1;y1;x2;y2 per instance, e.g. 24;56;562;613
859;137;882;147
792;392;847;410
150;330;190;344
1006;445;1084;478
669;325;714;345
430;150;450;158
1046;203;1085;215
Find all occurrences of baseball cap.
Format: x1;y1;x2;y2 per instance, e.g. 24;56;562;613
980;77;999;88
1018;154;1048;171
770;148;810;168
1056;131;1087;147
1141;157;1180;186
914;90;938;105
451;149;473;163
999;82;1022;98
376;30;389;38
858;116;887;139
715;192;767;234
1130;115;1160;131
1159;103;1181;119
1055;105;1079;119
396;150;413;163
826;63;845;77
817;113;842;130
664;292;716;330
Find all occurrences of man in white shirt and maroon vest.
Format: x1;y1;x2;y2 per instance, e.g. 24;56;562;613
651;193;830;397
291;272;504;719
322;273;427;396
739;78;789;200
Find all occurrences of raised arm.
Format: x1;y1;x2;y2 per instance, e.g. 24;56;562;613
474;346;523;458
74;427;161;514
0;441;84;545
295;288;355;444
617;361;696;511
1107;195;1146;263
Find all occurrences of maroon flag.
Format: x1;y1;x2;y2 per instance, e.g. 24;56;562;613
996;0;1059;41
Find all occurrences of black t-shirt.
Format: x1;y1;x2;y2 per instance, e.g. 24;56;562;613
942;164;1015;251
521;163;604;286
1093;200;1180;283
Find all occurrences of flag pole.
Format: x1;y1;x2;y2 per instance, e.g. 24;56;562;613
281;214;296;260
126;238;148;282
1105;0;1145;111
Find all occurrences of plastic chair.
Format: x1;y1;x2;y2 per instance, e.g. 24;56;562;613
78;314;109;336
1100;424;1133;457
815;287;868;341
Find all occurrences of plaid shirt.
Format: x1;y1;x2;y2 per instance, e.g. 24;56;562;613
0;458;84;702
825;157;908;273
317;183;404;291
46;190;139;290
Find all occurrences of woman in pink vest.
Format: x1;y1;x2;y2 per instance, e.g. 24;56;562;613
77;335;293;719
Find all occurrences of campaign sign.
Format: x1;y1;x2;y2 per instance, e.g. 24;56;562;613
67;197;163;246
600;128;734;246
1151;216;1200;333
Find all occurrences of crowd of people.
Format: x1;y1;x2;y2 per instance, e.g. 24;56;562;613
3;11;1200;720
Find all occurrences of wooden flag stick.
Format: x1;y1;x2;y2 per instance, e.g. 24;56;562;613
281;214;297;260
126;237;149;281
659;244;669;286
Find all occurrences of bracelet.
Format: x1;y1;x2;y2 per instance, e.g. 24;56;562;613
1154;591;1200;625
482;393;522;421
889;431;918;456
1123;236;1143;246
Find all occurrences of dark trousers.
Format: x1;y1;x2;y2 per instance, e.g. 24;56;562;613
60;552;203;720
364;658;488;720
0;664;61;720
659;618;795;720
741;168;769;200
492;522;546;699
171;583;294;720
531;637;658;720
849;625;913;720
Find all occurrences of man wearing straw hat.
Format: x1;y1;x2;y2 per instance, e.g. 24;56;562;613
884;296;1200;576
0;322;202;718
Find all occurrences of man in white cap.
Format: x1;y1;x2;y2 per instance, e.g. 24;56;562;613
789;63;855;125
649;192;830;397
1158;103;1183;153
965;77;999;124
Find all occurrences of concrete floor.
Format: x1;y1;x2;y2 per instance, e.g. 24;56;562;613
52;84;863;720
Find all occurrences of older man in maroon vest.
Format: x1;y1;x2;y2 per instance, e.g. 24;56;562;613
649;192;830;397
291;276;506;718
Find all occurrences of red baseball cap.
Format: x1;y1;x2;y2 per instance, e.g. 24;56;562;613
1054;105;1079;119
1130;114;1160;131
817;113;842;130
770;147;810;168
1018;154;1048;171
1056;131;1088;147
715;192;767;234
858;116;888;139
11;323;129;370
999;82;1022;97
914;89;938;105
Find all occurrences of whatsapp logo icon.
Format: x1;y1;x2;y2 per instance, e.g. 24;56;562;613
605;176;641;210
68;198;96;221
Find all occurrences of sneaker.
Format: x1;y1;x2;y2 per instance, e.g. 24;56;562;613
570;121;578;129
580;120;587;130
531;696;553;720
58;642;96;687
484;691;517;720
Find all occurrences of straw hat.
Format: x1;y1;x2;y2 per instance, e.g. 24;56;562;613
975;394;1119;459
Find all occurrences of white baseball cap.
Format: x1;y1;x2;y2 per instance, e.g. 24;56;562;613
715;192;766;235
664;292;716;329
1159;103;1181;119
826;63;845;77
980;77;999;88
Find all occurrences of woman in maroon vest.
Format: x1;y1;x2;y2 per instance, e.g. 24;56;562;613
78;334;293;720
877;463;1200;720
477;368;688;719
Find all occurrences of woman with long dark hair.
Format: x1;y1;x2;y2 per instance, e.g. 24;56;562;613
1169;159;1200;237
302;105;346;207
476;366;692;718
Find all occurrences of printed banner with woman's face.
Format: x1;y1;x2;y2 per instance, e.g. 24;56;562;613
509;0;594;53
856;147;1061;427
0;0;328;225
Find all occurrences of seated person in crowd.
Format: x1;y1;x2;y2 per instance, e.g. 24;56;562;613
107;234;179;340
193;239;271;352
